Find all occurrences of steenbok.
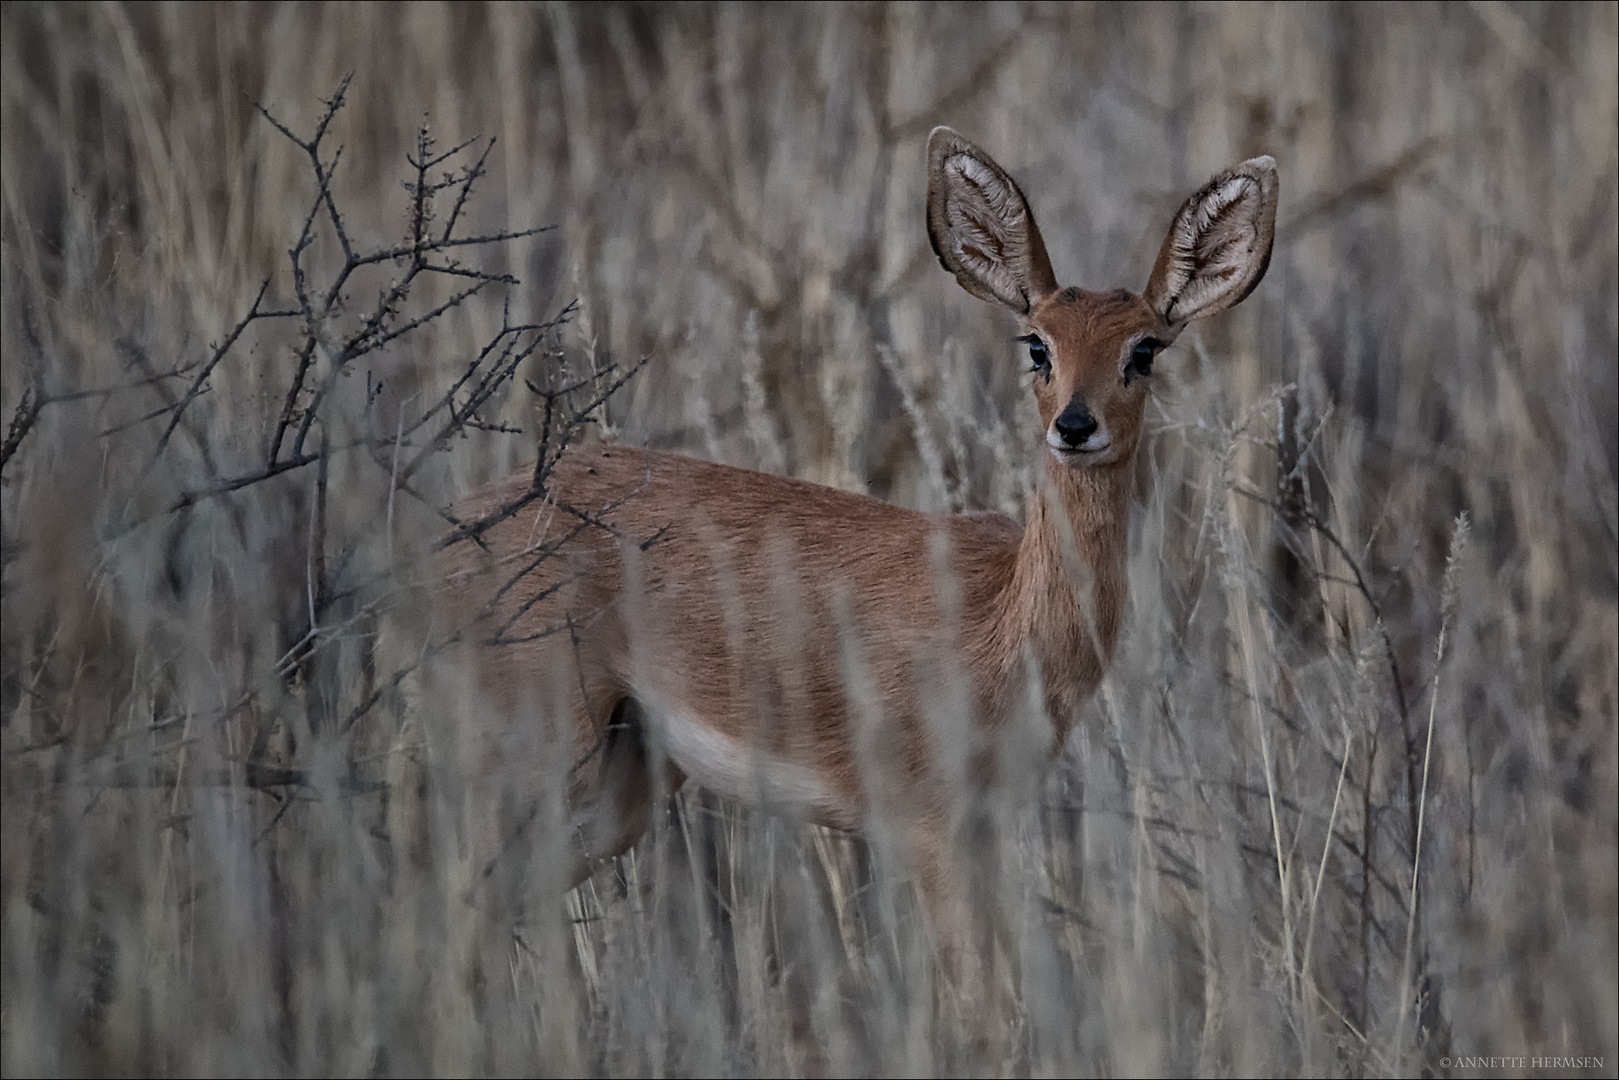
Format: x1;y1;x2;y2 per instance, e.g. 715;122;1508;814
441;127;1276;963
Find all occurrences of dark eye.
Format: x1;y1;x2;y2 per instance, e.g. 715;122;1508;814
1124;338;1162;385
1020;335;1052;381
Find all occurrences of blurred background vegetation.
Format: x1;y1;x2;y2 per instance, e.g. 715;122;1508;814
2;2;1614;1075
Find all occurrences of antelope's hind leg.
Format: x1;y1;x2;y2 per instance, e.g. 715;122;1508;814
565;695;685;888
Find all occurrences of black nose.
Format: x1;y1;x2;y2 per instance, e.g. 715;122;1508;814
1054;404;1098;447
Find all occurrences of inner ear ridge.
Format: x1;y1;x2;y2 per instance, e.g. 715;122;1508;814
952;205;1010;260
946;160;1021;258
927;127;1058;314
948;153;1026;224
1195;175;1259;233
1148;157;1278;324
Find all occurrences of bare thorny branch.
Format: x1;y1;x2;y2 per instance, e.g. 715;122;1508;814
50;80;648;804
0;301;203;472
134;80;614;530
255;82;553;473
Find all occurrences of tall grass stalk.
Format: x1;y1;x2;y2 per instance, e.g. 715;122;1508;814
3;4;1614;1075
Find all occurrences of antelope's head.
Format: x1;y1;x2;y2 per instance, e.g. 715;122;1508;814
926;128;1278;469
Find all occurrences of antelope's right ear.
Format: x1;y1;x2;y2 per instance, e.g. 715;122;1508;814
1144;156;1278;327
927;127;1059;315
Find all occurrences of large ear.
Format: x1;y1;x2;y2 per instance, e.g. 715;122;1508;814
1144;156;1278;326
927;127;1059;314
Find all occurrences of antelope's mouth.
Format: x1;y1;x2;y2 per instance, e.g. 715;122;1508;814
1046;433;1114;466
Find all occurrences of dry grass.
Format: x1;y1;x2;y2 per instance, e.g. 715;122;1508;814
2;3;1615;1076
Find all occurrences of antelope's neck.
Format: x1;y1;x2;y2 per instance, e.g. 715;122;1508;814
989;454;1133;742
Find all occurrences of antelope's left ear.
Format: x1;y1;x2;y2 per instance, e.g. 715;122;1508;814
1144;156;1278;327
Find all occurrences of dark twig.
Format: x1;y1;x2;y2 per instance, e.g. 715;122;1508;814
1;303;52;474
1231;483;1411;725
155;279;300;460
166;454;322;514
0;384;43;474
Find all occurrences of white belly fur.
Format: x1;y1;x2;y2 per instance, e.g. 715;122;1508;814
651;704;846;823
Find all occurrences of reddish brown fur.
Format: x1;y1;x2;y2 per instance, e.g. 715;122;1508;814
435;130;1277;946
